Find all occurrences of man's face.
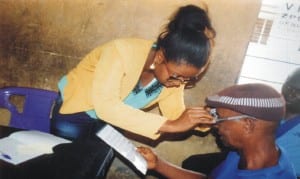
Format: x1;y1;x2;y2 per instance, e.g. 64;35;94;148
213;108;246;148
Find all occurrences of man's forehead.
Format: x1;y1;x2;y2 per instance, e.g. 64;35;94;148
216;108;240;115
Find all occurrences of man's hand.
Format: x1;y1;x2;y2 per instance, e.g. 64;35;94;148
137;146;158;169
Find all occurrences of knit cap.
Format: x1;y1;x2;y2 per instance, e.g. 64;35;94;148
205;83;286;121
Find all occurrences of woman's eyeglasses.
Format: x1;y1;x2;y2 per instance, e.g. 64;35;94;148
167;75;198;84
209;108;256;123
163;60;199;88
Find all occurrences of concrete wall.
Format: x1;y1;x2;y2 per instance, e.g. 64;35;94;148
0;0;261;178
0;0;208;89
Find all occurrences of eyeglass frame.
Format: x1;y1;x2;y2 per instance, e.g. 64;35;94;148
209;108;256;123
162;59;199;88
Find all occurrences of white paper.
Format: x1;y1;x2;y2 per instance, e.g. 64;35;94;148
96;125;147;175
0;130;70;165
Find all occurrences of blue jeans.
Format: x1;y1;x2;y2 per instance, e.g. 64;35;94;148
51;94;106;140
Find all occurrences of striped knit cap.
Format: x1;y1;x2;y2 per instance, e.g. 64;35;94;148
205;83;286;121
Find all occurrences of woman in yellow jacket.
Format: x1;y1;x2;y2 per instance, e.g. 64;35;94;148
51;4;216;140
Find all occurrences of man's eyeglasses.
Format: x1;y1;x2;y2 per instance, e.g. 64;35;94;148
209;108;256;123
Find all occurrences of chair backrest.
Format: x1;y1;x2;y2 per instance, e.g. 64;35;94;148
0;87;58;132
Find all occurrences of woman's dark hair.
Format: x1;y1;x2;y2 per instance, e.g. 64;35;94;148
156;5;216;68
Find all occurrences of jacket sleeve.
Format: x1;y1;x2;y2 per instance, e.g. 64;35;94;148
158;86;211;133
158;86;185;120
92;42;166;140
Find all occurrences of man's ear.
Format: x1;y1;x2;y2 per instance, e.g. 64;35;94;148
243;118;256;135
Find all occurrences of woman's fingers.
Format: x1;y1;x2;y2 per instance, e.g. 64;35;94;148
185;107;214;124
161;107;215;133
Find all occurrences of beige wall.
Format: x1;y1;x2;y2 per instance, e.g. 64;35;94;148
0;0;261;178
0;0;207;89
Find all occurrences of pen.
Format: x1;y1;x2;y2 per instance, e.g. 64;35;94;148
0;150;11;160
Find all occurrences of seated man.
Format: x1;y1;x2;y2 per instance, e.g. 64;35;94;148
137;83;297;178
182;68;300;177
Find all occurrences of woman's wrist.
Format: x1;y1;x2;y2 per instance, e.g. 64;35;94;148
159;119;177;133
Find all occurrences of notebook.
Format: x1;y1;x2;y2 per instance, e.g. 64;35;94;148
0;130;70;165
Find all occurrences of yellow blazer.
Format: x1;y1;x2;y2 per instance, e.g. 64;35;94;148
60;38;185;139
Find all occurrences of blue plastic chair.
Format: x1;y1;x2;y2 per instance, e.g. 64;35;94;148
0;87;58;132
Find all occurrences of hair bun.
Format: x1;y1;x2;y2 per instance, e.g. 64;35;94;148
168;5;209;33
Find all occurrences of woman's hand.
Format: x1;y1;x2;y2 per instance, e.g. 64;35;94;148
160;107;214;133
137;146;158;169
